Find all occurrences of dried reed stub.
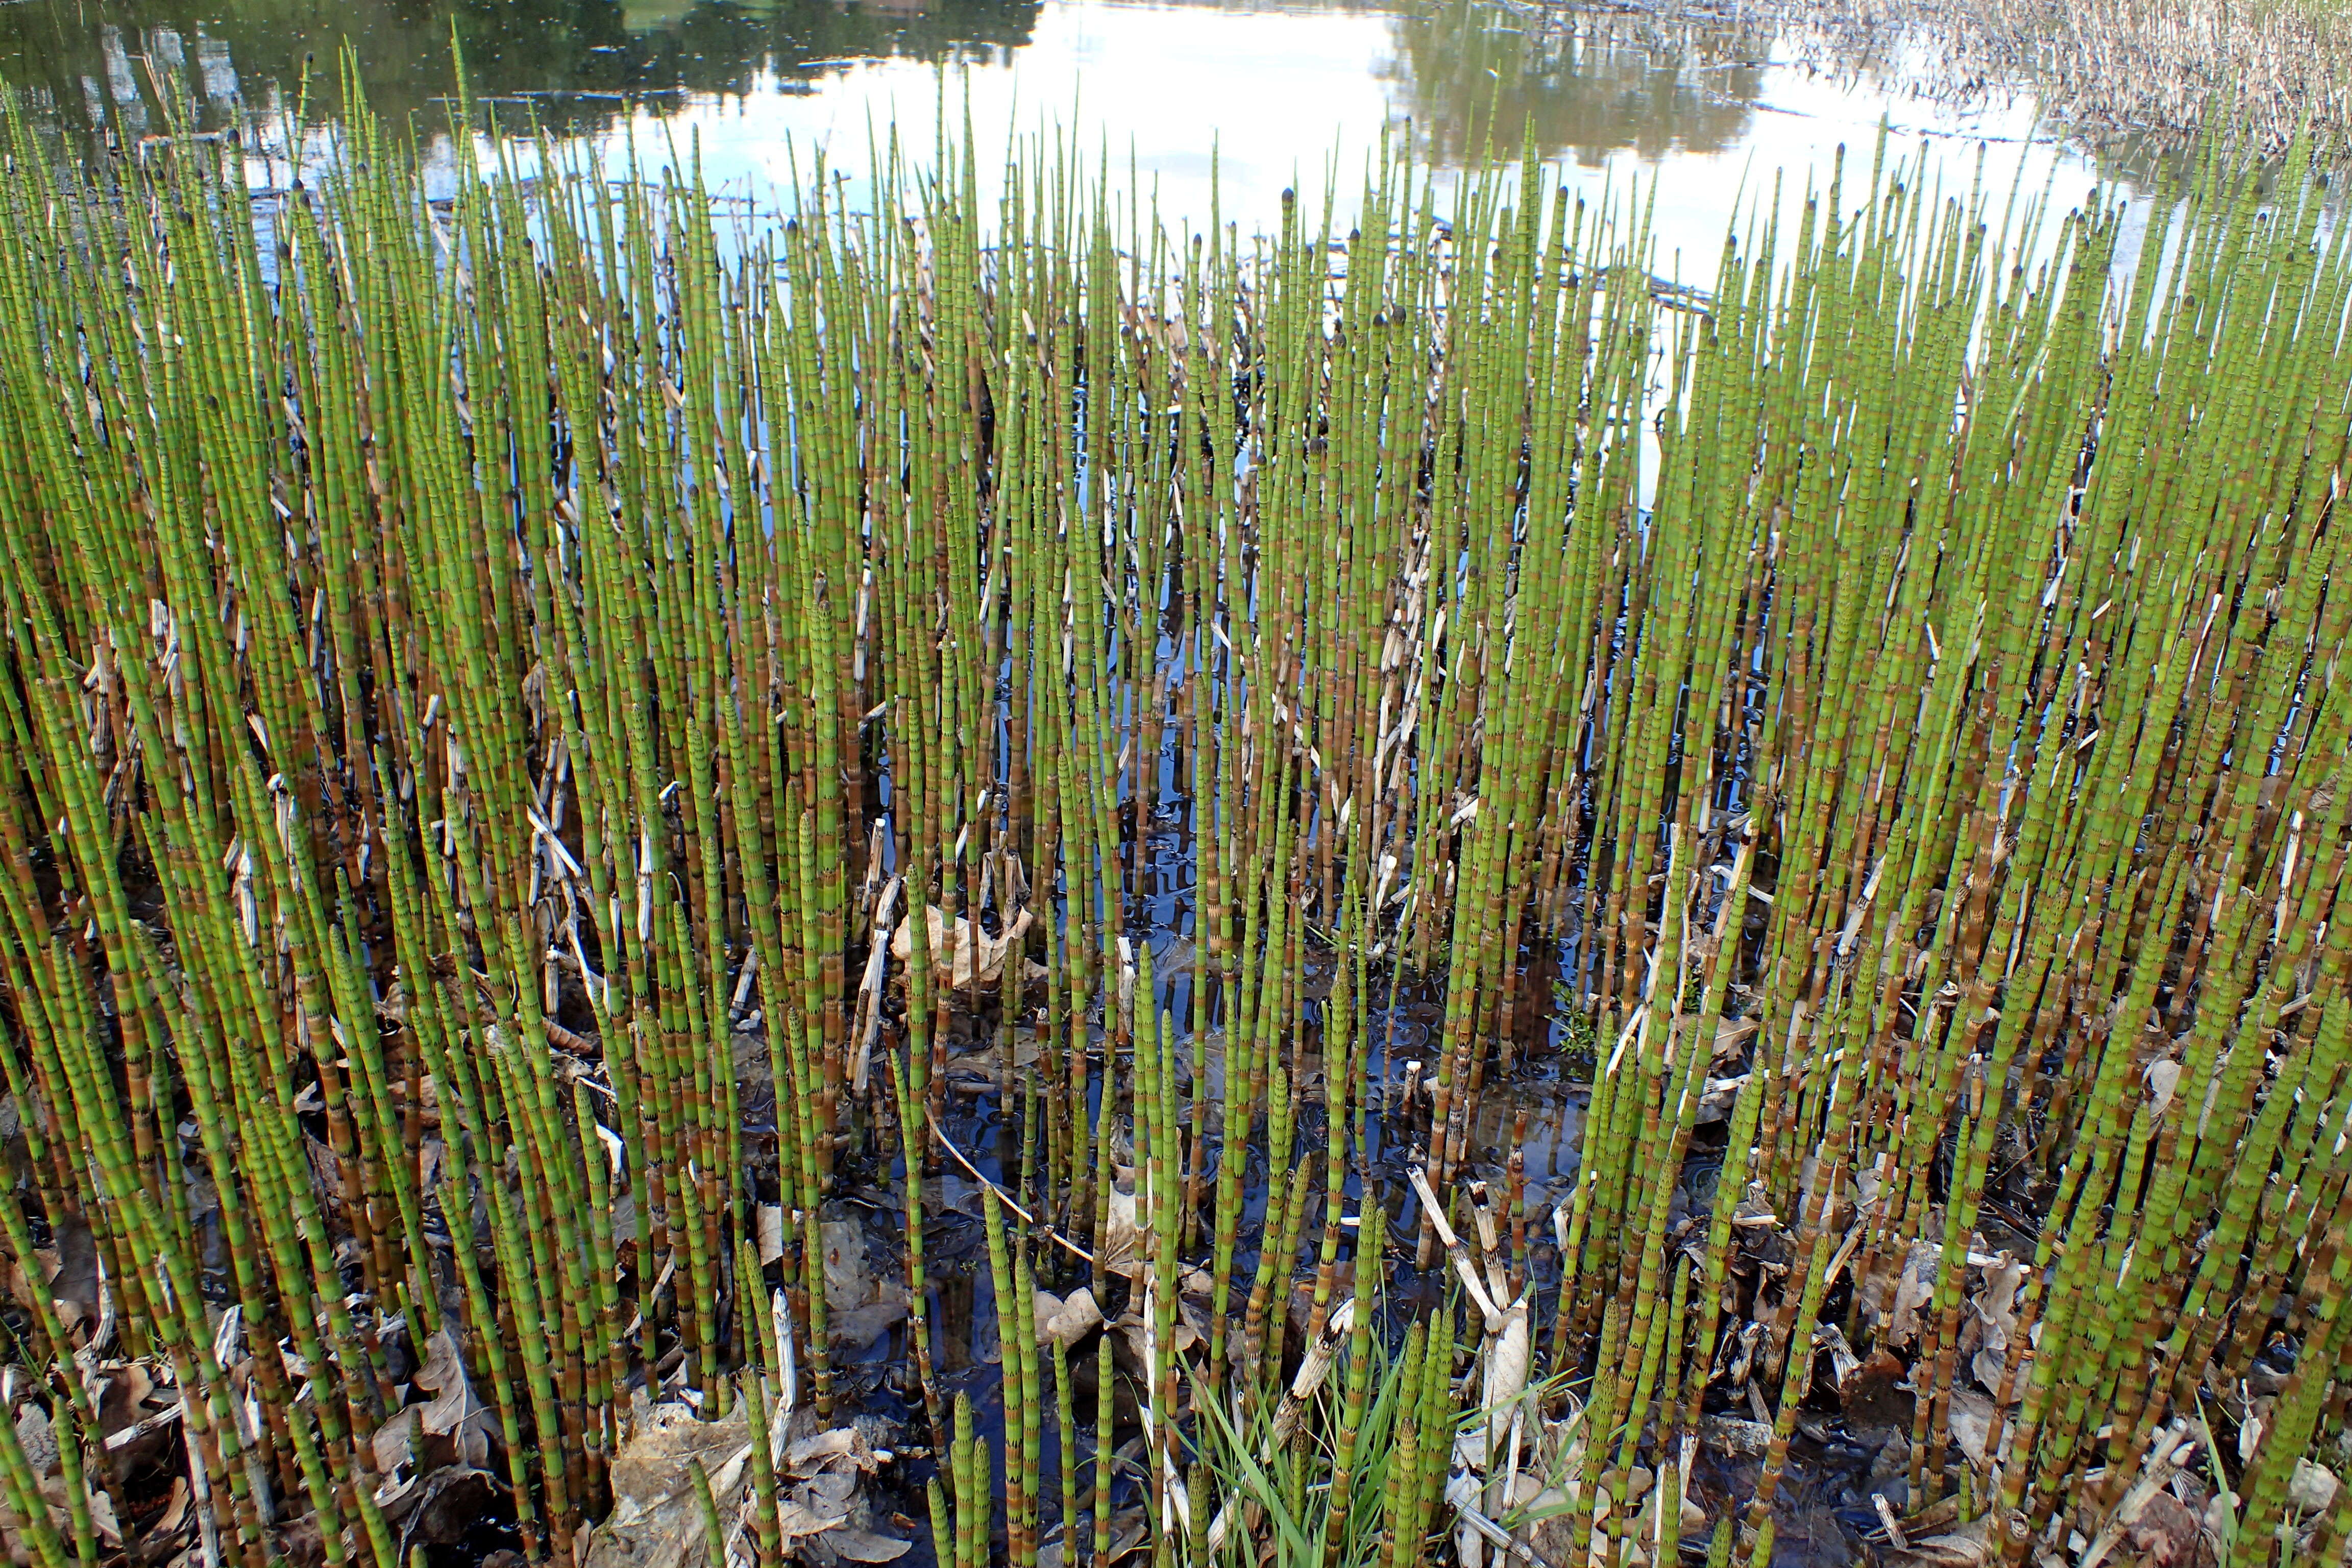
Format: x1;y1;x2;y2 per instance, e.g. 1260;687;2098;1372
0;65;2349;1568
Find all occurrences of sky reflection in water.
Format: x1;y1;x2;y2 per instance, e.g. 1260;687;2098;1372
0;0;2118;266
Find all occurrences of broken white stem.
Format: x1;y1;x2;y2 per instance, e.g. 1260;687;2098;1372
851;875;905;1094
1443;1479;1557;1568
1409;1165;1503;1326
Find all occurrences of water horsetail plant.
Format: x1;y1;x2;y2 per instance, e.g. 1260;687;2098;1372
2;50;2352;1568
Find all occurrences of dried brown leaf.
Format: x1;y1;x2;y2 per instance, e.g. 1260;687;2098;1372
783;1428;875;1475
823;1529;912;1562
414;1330;489;1443
1868;1239;1940;1350
1034;1287;1104;1351
1968;1253;2026;1394
776;1500;853;1540
1097;1180;1144;1280
1946;1388;1995;1469
891;906;1035;990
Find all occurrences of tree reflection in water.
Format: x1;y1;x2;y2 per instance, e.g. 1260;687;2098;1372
1381;0;1773;168
0;0;1042;137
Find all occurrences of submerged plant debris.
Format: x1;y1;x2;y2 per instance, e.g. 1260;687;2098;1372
0;52;2347;1568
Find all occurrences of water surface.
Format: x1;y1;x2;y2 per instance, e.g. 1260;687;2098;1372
0;0;2114;268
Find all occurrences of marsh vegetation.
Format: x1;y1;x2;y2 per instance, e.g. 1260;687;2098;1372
0;46;2348;1568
